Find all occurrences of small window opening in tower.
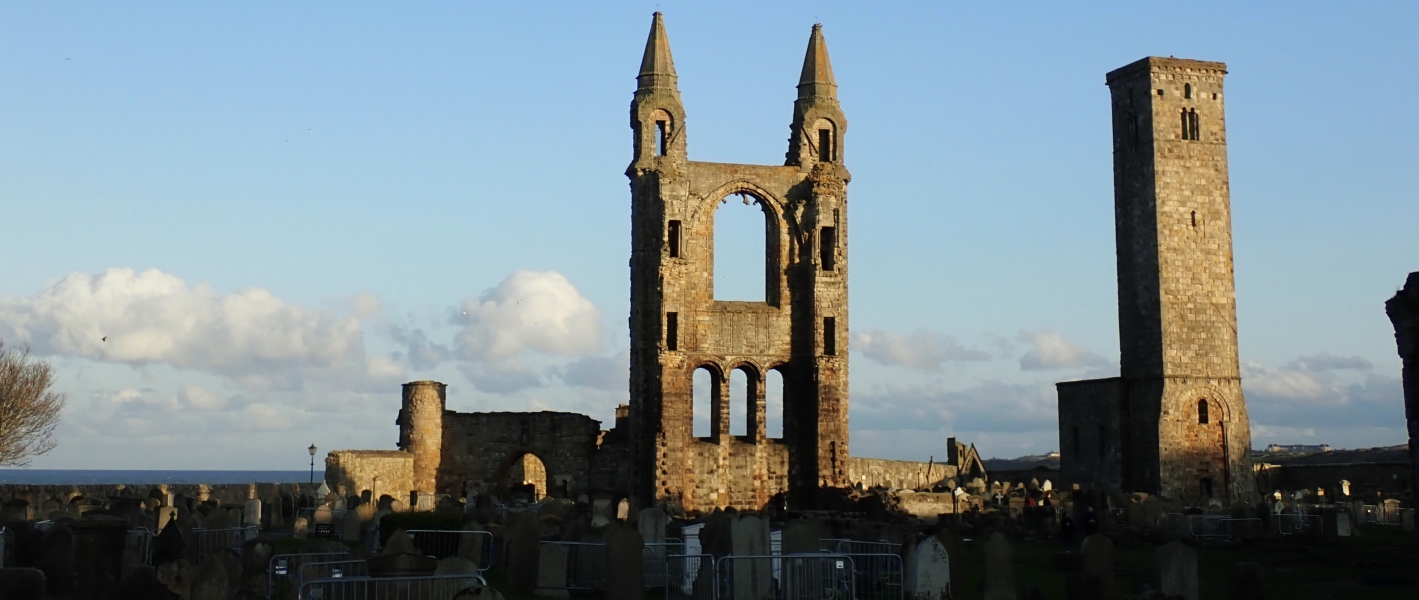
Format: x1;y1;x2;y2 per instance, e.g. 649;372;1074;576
1185;83;1193;99
1212;93;1218;100
666;312;678;351
1191;211;1197;228
713;193;769;302
1198;398;1209;424
667;220;681;258
729;368;749;437
655;120;669;156
692;367;713;438
823;317;836;356
818;129;834;162
1157;89;1164;96
1189;109;1200;141
820;226;836;271
766;368;784;439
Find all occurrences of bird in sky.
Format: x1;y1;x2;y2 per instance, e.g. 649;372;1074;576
101;336;107;342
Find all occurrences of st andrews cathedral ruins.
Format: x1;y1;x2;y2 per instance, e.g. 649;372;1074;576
326;13;1269;513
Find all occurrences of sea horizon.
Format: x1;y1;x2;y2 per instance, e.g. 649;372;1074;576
0;470;327;486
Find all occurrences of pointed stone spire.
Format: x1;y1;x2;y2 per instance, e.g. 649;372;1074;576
637;12;678;90
797;23;836;100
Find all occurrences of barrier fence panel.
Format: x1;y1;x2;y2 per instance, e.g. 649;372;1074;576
642;539;686;589
548;541;607;591
665;554;714;600
297;573;486;600
269;551;351;600
840;553;904;600
406;530;494;567
775;554;855;600
192;526;256;562
297;560;369;588
1376;504;1403;526
1275;513;1322;536
295;508;351;539
832;540;899;556
126;528;153;565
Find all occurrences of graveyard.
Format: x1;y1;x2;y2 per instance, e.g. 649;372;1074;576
0;5;1416;600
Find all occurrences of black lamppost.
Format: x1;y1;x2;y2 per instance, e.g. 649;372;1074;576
308;444;317;484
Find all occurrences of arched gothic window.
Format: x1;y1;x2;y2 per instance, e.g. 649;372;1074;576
1198;398;1210;424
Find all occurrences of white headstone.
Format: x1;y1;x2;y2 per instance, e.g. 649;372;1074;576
906;537;950;600
1041;480;1053;492
244;499;262;529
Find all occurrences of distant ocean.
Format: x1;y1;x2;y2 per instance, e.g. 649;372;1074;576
0;470;326;485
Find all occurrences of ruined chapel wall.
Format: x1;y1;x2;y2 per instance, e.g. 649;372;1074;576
325;450;414;501
847;457;956;490
1056;378;1125;491
437;411;601;497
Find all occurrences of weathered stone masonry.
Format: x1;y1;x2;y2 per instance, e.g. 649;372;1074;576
1059;57;1256;502
627;14;851;511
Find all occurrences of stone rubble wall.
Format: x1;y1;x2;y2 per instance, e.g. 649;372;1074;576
848;457;959;491
325;450;414;501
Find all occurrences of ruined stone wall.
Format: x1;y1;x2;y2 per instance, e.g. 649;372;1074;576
1256;462;1412;500
685;439;790;510
847;457;957;490
0;483;294;509
325;450;414;501
437;411;601;498
627;15;850;511
1385;272;1419;511
1057;378;1125;490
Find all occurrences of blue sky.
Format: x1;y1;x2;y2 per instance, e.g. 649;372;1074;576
1;2;1414;470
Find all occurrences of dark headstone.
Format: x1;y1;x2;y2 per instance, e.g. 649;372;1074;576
0;568;46;600
505;511;541;592
70;518;129;600
605;526;644;600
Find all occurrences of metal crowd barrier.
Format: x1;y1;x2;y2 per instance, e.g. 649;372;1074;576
717;554;854;600
406;529;495;569
126;527;154;565
191;526;257;562
666;554;715;600
838;552;904;600
1376;504;1403;526
548;541;607;591
642;539;686;588
297;559;369;588
295;508;351;539
268;551;351;599
1274;513;1322;536
297;573;486;600
831;540;898;555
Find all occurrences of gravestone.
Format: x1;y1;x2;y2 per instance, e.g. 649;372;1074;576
637;507;668;544
243;499;261;529
506;511;542;592
3;500;31;523
1402;508;1414;531
292;517;308;539
0;568;46;600
1228;562;1265;600
532;540;569;598
342;509;362;542
730;514;772;600
700;510;733;559
591;499;613;528
156;507;178;531
1080;533;1116;600
1154;540;1198;600
189;556;227;600
932;529;965;598
906;536;950;600
1141;497;1164;529
437;557;480;575
605;526;644;600
781;519;824;554
982;532;1016;600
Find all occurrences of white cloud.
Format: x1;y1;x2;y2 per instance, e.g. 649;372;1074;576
453;271;603;361
853;329;989;371
0;268;397;391
1018;330;1109;371
1286;353;1372;372
557;350;629;392
459;361;542;394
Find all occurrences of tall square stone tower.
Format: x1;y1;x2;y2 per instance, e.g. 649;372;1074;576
1058;57;1256;502
626;13;850;511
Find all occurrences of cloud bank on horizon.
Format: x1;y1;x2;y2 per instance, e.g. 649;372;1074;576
0;267;1407;468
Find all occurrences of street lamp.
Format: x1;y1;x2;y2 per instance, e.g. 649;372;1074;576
308;443;317;484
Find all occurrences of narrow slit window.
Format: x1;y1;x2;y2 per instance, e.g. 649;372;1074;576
666;312;678;351
1189;109;1200;141
817;129;833;162
1184;83;1193;99
1191;211;1197;228
655;120;669;156
1197;398;1209;424
823;317;836;356
667;220;681;258
820;226;836;271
